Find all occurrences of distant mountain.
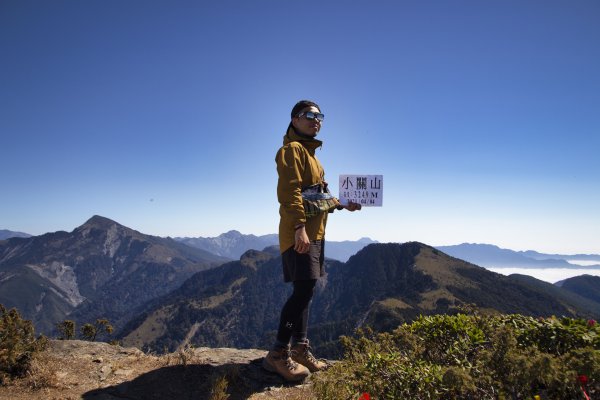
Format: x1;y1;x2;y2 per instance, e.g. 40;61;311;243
521;250;600;264
506;274;600;316
0;215;228;334
175;230;279;260
119;242;600;357
435;243;600;269
325;237;377;262
556;275;600;304
175;231;376;262
0;229;32;240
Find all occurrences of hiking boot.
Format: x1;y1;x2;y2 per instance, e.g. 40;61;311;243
291;341;328;372
262;347;310;382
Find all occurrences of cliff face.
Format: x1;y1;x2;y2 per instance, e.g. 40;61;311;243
0;340;308;400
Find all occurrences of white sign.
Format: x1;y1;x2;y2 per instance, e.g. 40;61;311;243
338;175;383;206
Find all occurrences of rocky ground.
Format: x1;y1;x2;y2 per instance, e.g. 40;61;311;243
0;340;316;400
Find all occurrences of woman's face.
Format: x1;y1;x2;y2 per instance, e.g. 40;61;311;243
292;106;322;137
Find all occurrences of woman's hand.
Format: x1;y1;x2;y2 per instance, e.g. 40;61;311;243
294;226;311;254
344;201;362;211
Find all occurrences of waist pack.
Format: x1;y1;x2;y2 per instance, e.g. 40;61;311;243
301;183;338;218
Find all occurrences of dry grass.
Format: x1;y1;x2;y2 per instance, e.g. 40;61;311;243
378;297;413;309
121;305;173;347
248;385;316;400
161;343;197;367
415;246;478;289
4;351;64;394
189;277;248;310
26;351;69;391
418;288;459;310
209;375;230;400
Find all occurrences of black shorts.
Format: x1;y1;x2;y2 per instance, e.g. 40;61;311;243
282;240;325;283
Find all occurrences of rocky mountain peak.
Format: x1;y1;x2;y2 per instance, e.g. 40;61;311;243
82;215;119;229
221;230;243;238
0;216;227;335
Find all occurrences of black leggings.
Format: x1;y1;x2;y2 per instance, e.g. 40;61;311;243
276;279;317;347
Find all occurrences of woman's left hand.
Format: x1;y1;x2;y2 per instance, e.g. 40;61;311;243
344;201;362;211
294;226;311;254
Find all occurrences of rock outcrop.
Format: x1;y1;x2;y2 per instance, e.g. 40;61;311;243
0;340;313;400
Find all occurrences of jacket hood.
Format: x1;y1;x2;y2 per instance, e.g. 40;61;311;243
283;126;323;152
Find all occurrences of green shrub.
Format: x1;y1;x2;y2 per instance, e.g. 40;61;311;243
0;304;47;384
312;313;600;399
80;318;114;342
57;318;114;342
56;320;76;340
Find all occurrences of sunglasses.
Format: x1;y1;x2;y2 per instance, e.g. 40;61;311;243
297;111;325;122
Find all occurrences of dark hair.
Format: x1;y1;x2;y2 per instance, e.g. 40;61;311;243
290;100;321;119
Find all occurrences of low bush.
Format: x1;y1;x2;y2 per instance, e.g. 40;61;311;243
80;318;113;342
0;304;47;384
56;318;114;342
312;313;600;399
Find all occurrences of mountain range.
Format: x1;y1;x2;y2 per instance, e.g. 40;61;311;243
0;216;226;334
436;243;600;269
174;231;376;262
2;216;600;357
5;226;598;270
119;241;600;357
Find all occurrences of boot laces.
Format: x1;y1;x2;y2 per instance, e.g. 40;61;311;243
294;343;318;363
304;346;318;363
284;350;300;371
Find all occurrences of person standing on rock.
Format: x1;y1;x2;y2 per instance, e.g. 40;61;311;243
262;100;361;382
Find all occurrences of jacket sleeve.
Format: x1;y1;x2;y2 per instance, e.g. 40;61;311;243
276;143;306;226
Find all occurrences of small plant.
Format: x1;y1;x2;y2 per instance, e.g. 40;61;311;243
176;343;195;366
56;320;76;340
21;351;59;390
209;375;229;400
80;318;114;342
0;304;47;384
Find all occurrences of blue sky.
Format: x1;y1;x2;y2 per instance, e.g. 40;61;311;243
1;0;599;254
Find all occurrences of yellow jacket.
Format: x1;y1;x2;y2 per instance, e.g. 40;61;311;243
276;127;329;253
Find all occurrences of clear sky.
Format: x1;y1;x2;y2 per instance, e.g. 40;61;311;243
2;0;599;255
